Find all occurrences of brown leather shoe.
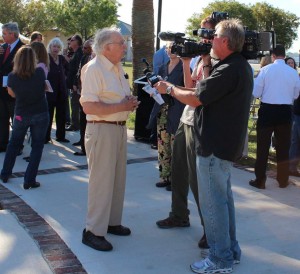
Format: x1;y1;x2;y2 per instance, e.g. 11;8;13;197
107;225;131;236
156;216;190;229
279;181;289;188
249;179;266;189
82;229;113;251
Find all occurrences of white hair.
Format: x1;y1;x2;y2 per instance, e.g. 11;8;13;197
92;27;121;55
47;37;64;54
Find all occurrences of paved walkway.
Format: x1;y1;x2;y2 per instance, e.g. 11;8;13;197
1;129;300;274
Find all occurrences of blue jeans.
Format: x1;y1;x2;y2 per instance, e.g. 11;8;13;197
1;112;49;183
196;154;241;268
289;114;300;171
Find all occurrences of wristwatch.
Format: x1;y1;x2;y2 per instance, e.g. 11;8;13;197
166;85;174;95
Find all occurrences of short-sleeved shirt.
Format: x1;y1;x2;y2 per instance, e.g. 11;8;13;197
194;52;253;162
8;67;48;116
80;54;131;121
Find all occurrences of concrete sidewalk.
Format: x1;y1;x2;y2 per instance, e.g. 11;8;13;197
1;129;300;274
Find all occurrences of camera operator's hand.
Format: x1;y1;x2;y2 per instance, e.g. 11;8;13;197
201;53;212;66
154;80;169;94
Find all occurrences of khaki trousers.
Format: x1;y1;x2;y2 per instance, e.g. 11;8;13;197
85;123;127;236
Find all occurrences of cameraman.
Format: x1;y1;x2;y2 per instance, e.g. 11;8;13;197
155;18;253;273
156;17;216;250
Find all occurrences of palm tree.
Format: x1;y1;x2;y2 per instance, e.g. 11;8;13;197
132;0;155;95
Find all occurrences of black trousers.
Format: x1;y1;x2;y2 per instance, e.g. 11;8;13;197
79;104;86;153
0;97;15;149
70;91;80;129
255;103;292;185
46;100;67;141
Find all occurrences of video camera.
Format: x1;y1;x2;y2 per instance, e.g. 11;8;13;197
159;11;276;60
158;32;212;58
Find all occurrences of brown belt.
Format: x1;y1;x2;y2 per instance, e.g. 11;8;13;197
87;120;126;126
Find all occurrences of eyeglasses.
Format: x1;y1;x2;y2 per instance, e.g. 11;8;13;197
107;40;126;46
213;33;226;39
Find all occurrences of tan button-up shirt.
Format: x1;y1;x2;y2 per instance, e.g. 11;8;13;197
80;54;131;121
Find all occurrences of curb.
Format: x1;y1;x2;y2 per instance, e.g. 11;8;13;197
0;184;87;274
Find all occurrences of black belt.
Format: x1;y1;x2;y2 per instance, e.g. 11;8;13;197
87;120;126;126
261;102;291;107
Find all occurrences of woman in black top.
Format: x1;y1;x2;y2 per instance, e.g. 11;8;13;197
0;46;49;189
46;37;69;143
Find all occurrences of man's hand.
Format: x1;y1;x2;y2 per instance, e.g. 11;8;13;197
121;95;140;112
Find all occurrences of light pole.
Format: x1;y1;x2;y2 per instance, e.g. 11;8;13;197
156;0;162;51
299;49;300;68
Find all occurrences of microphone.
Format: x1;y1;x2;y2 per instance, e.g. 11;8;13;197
141;58;150;67
158;31;185;41
142;58;151;74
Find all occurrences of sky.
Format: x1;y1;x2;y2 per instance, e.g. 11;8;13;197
117;0;300;53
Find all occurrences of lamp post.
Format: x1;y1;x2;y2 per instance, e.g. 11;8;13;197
156;0;162;51
299;49;300;68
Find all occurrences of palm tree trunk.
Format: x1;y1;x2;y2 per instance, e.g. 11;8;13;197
132;0;155;95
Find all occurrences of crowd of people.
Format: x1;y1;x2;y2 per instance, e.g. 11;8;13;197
1;16;300;274
0;22;95;188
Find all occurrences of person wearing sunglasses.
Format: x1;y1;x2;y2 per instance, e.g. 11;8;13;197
155;19;253;274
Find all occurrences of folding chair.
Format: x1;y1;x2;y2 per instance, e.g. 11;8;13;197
248;97;260;134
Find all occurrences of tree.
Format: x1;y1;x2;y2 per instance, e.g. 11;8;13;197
0;0;23;25
132;0;154;95
252;2;299;49
20;0;54;36
185;0;299;49
186;0;256;39
44;0;119;40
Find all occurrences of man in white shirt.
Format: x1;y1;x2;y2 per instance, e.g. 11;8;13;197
250;44;300;189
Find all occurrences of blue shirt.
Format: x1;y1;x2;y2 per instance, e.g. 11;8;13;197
153;46;169;75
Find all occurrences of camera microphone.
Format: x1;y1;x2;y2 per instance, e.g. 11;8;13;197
141;58;150;67
158;31;185;41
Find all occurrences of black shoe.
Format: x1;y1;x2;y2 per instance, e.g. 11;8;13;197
249;178;266;189
74;151;86;156
82;229;113;251
66;126;79;131
1;175;9;183
72;141;81;146
289;170;300;177
107;225;131;236
156;216;190;229
17;148;23;156
23;181;40;190
156;180;171;188
23;156;30;162
56;138;70;143
198;233;209;249
166;184;172;191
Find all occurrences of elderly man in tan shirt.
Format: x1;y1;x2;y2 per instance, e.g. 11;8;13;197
80;27;139;251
